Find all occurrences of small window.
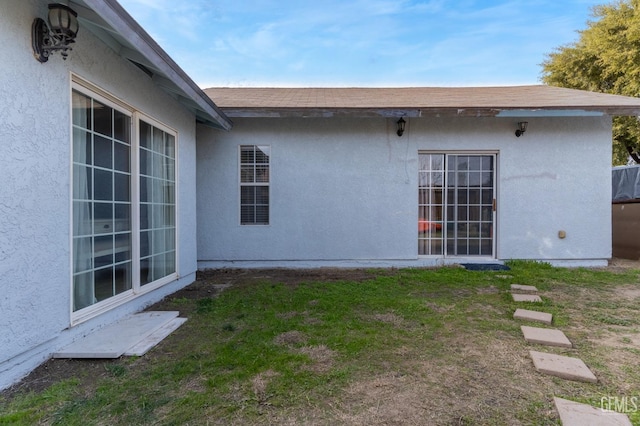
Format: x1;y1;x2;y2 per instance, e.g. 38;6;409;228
240;145;270;225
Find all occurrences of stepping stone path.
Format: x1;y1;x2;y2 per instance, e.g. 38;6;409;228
512;293;543;302
529;350;597;383
511;284;539;294
513;308;552;325
521;325;572;348
554;397;633;426
508;282;632;423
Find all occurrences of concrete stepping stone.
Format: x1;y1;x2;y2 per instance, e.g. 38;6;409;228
529;350;597;383
510;284;539;294
512;294;542;302
521;325;572;348
554;397;632;426
513;308;553;325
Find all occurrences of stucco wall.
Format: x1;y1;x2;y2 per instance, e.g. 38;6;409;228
498;116;612;262
197;115;612;268
0;0;199;389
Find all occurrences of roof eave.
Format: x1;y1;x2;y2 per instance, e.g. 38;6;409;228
76;0;232;131
219;107;640;119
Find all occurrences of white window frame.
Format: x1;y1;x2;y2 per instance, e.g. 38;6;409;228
238;145;271;226
70;75;179;325
135;112;180;292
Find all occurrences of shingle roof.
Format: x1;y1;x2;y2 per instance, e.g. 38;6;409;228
203;85;640;118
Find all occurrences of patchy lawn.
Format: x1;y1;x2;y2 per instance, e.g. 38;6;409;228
2;261;640;425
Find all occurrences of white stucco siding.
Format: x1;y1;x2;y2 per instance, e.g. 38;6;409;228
1;0;199;389
197;117;416;262
498;116;612;261
1;0;74;372
197;115;612;267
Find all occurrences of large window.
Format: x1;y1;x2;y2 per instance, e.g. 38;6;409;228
72;81;177;316
240;145;270;225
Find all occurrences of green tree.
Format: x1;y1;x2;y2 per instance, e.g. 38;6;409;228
541;0;640;164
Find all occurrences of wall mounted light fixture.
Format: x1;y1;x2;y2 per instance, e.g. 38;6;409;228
32;3;79;62
396;117;406;137
515;121;528;137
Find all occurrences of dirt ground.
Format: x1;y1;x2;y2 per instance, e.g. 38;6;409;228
3;258;640;424
604;257;640;272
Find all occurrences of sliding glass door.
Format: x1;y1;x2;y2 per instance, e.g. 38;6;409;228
419;153;495;257
72;81;177;318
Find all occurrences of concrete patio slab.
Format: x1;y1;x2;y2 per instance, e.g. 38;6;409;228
510;284;539;294
530;351;597;383
124;317;187;356
554;397;632;426
521;325;572;348
512;294;542;302
54;311;181;358
513;308;553;325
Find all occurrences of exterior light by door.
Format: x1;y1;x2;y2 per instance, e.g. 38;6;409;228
32;3;79;62
515;121;528;137
396;117;406;137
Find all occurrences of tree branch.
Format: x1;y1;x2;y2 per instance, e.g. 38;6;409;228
625;143;640;164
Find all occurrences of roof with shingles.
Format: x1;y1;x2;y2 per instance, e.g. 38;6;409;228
203;85;640;118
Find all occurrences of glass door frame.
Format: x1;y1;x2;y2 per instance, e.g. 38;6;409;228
418;151;497;258
70;76;179;326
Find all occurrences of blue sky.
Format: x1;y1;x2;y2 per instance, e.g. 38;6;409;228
117;0;604;88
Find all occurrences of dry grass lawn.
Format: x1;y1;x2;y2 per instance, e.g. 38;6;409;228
2;260;640;425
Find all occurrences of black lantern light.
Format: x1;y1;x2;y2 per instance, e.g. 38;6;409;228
32;3;79;62
515;121;528;137
396;117;406;137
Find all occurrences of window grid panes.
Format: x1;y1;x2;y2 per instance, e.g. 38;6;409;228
418;154;444;255
445;155;494;256
419;153;494;257
72;90;132;311
140;121;177;285
240;145;270;225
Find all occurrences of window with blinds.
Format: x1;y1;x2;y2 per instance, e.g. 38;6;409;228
240;145;270;225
